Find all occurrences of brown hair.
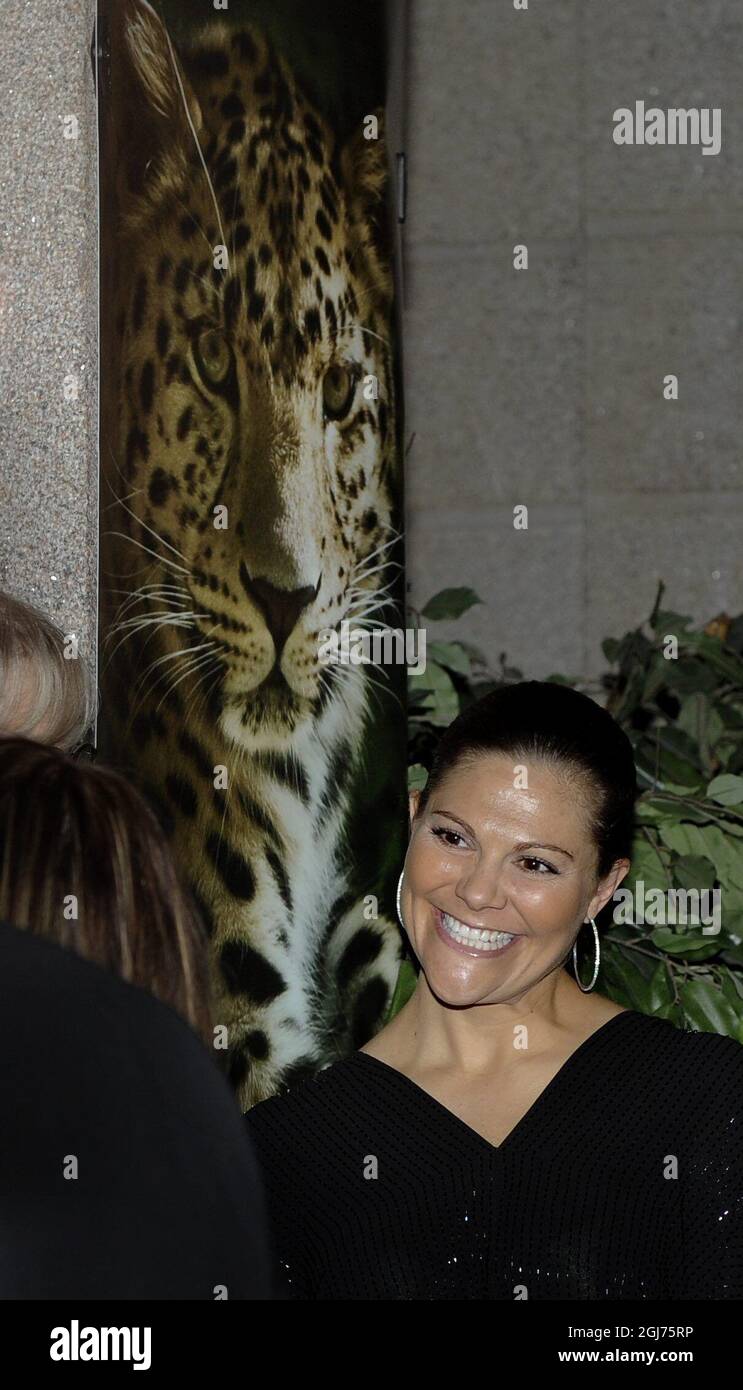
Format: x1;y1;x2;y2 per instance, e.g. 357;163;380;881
0;590;98;752
0;737;213;1043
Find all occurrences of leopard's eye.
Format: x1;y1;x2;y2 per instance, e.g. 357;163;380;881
322;363;355;420
194;327;232;387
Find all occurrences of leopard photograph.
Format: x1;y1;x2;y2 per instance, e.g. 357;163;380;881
96;0;407;1107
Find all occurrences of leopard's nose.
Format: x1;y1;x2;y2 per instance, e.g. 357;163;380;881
240;564;320;655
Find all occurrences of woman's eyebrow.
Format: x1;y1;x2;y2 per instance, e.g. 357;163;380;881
429;809;574;860
430;807;476;835
514;840;574;860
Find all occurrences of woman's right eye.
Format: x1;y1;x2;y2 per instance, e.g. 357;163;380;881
431;825;466;849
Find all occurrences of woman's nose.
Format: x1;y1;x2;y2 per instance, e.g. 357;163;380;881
456;861;507;913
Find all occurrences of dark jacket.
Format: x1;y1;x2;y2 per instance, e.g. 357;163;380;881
0;919;275;1299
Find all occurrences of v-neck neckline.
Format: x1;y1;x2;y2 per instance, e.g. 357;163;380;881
353;1009;637;1157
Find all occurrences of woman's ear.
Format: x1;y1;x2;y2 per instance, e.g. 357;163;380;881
408;788;421;830
587;857;631;921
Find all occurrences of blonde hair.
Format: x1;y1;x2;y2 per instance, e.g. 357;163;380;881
0;590;98;752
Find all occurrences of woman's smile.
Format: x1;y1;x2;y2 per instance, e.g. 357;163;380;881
432;905;522;958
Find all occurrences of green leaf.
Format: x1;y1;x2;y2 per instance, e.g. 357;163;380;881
420;588;483;621
641;653;671;703
707;773;743;806
598;940;653;1011
645;727;705;787
677;979;741;1037
408;686;436;712
651;608;694;634
634;794;712;825
649;927;719;957
655;1000;684;1023
407;662;459;727
427;640;472;678
663;658;718;695
675;692;725;759
726;615;743;653
407;763;429;792
646;961;675;1011
683;632;743;684
659;823;743;894
457;639;490;667
720;967;743;1008
717;700;743;730
624;835;670;897
672;855;717;891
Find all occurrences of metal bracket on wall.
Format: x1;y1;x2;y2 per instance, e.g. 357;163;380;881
396;151;407;224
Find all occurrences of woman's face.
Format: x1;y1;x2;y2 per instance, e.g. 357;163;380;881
401;753;630;1007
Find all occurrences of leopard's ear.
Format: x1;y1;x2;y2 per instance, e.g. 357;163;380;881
339;108;393;299
106;0;203;204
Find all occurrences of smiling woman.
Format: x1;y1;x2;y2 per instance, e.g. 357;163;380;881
394;678;636;1014
245;681;743;1299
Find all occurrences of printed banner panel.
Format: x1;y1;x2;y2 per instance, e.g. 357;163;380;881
95;0;407;1107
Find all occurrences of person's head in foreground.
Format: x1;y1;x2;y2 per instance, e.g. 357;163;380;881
0;737;212;1042
399;680;636;1007
0;589;97;751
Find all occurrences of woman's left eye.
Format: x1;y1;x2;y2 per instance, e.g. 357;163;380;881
519;857;556;875
322;363;356;420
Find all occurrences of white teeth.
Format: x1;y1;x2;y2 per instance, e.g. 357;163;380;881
440;911;514;951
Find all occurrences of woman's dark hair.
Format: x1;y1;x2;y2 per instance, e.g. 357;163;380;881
416;681;638;879
0;737;213;1043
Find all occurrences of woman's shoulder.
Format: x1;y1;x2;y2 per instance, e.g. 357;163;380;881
626;1006;743;1054
621;1007;743;1104
244;1053;369;1148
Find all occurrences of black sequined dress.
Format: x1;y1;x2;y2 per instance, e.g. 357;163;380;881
244;1009;743;1300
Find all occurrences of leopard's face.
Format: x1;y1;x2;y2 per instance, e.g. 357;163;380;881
113;19;397;747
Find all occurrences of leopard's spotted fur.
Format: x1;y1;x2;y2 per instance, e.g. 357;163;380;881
98;2;406;1106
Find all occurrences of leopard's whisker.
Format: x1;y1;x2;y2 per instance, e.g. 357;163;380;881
107;609;210;640
349;581;398;603
342;615;396;632
125;643;218;730
104;530;190;578
176;618;228;724
102;611;205;669
132;640;216;693
346;584;400;615
162;25;229;263
105;587;193;640
154;649;221;715
107;491;191;567
349;533;402;577
181;656;224;726
108;584;192;624
327;319;391;352
102;485;143;512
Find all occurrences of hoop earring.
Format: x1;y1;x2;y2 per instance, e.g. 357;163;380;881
573;917;600;992
396;868;406;932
